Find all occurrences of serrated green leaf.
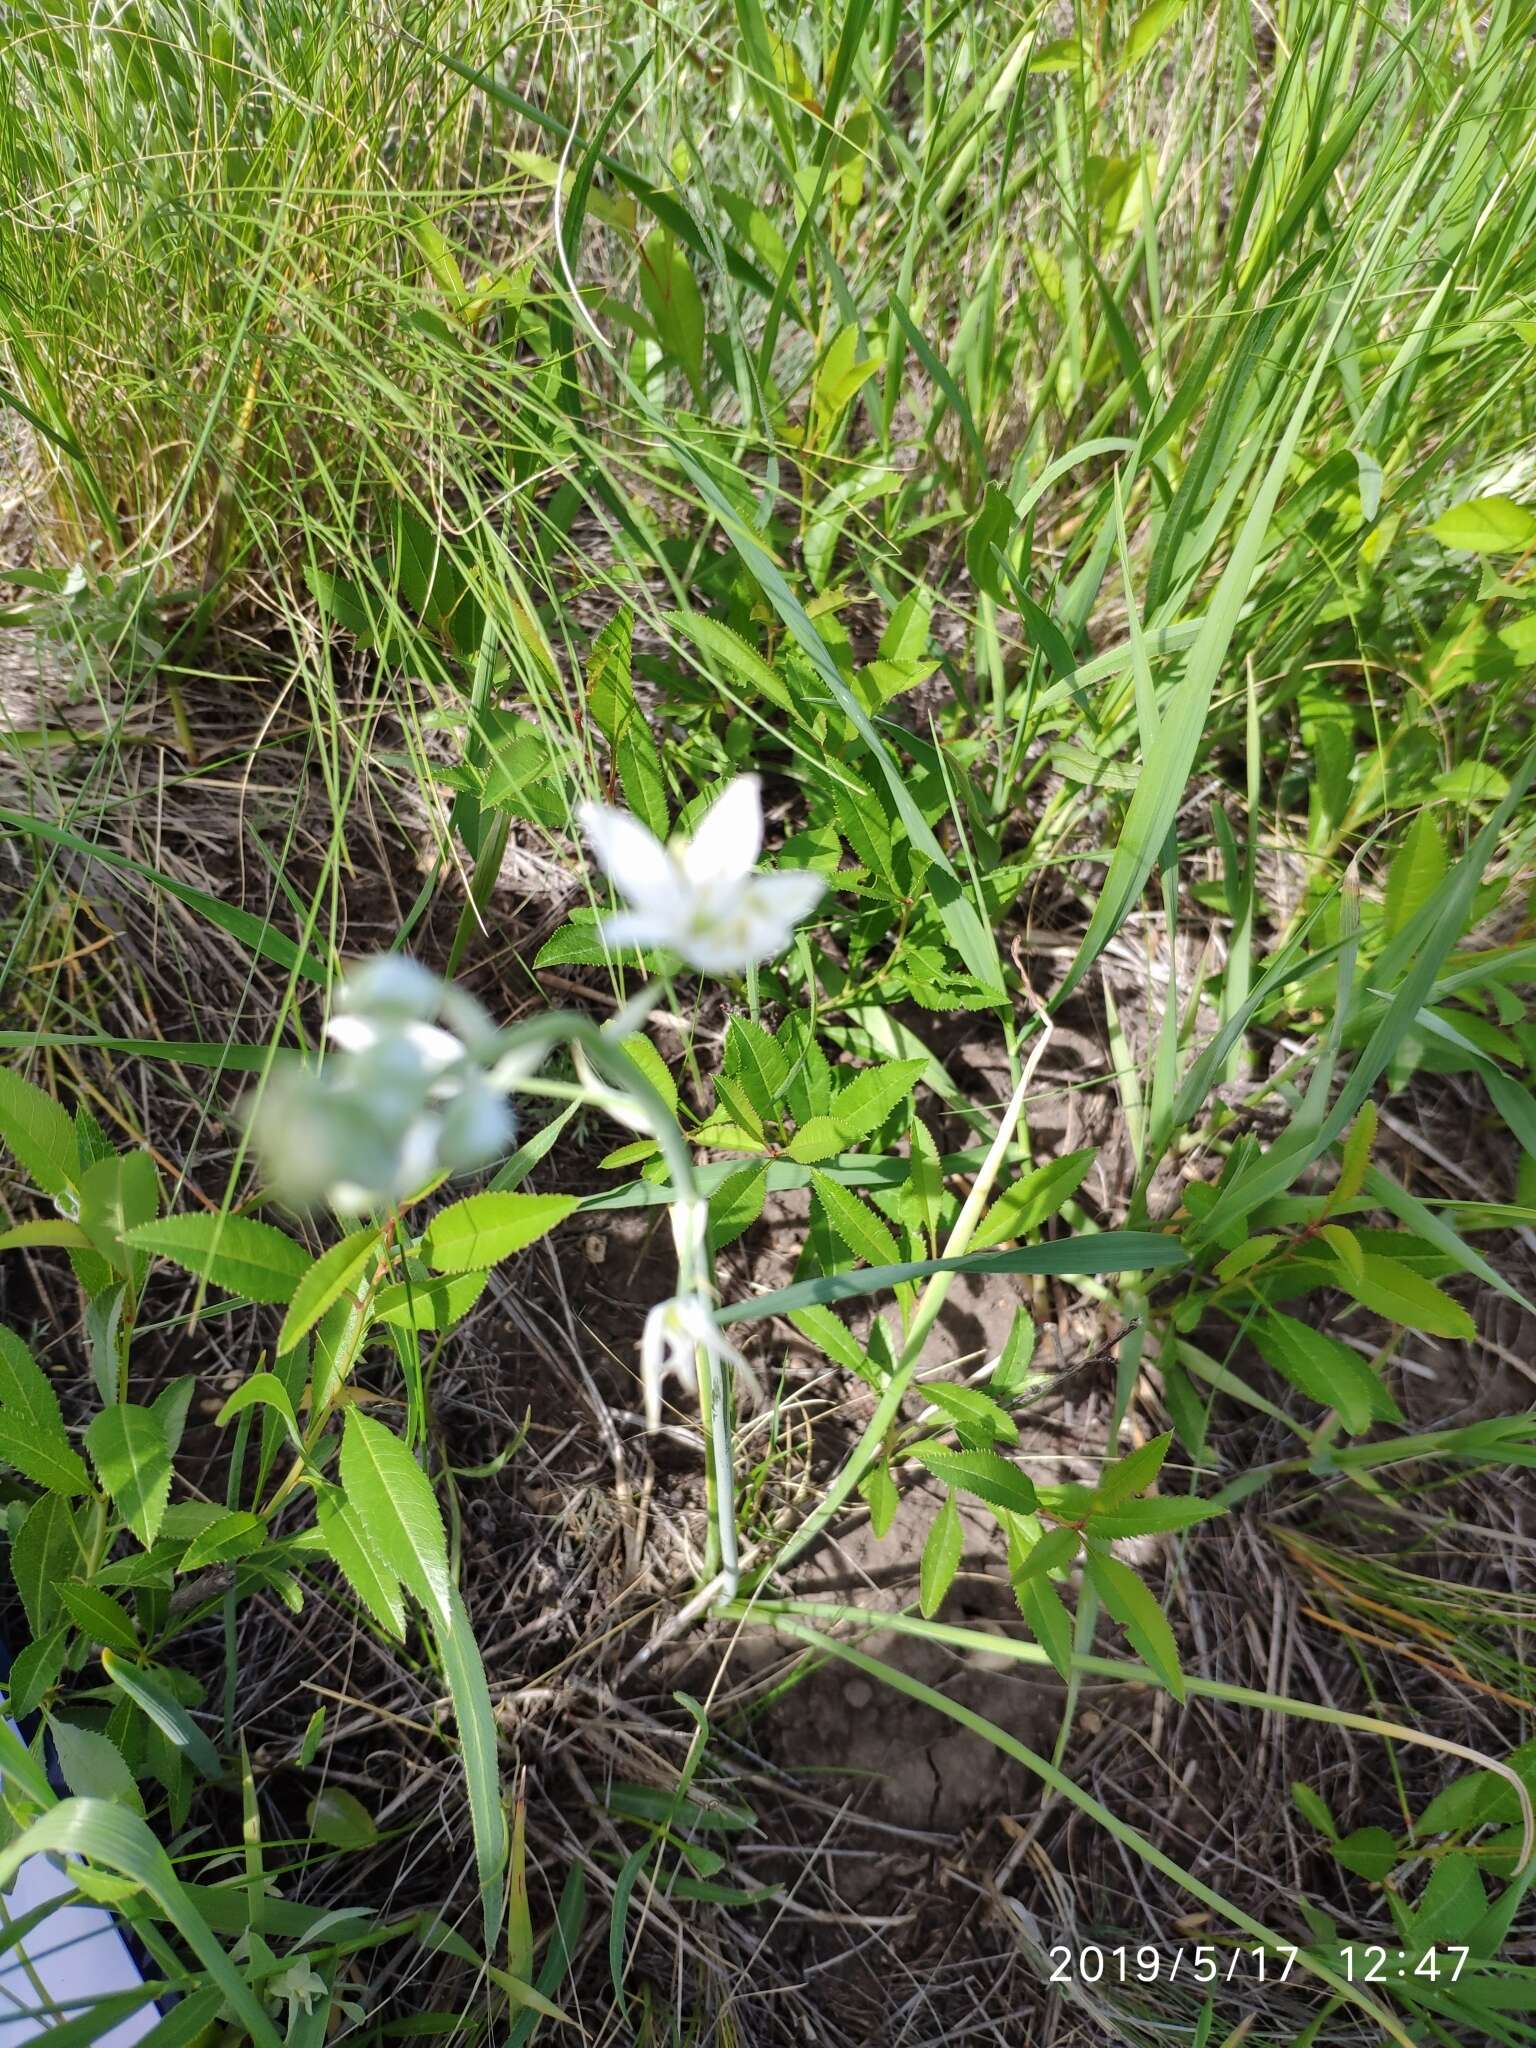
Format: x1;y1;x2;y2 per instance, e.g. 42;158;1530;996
668;607;792;712
785;1116;844;1163
830;1058;926;1141
970;1148;1096;1252
277;1225;383;1354
714;1075;766;1144
316;1492;406;1639
588;609;668;840
898;1116;943;1247
1012;1524;1080;1582
423;1193;577;1274
926;1382;1018;1447
1017;1573;1074;1677
1087;1497;1223;1537
1383;812;1446;939
810;1170;901;1268
0;1066;77;1197
1336;1102;1377;1203
371;1269;489;1332
920;1490;963;1617
127;1213;309;1304
1086;1552;1184;1699
179;1510;267;1572
340;1410;452;1623
1332;1825;1398;1881
1252;1312;1400;1433
858;1458;899;1536
618;1031;678;1116
908;1443;1037;1516
85;1403;172;1548
1093;1431;1172;1511
1338;1252;1478;1339
12;1493;78;1635
0;1324;90;1494
787;1304;875;1382
57;1581;140;1653
50;1720;143;1814
724;1017;790;1111
709;1160;767;1252
993;1310;1038;1395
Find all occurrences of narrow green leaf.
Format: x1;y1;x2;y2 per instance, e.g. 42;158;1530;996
100;1652;223;1779
920;1490;964;1617
716;1232;1185;1325
0;1801;277;2045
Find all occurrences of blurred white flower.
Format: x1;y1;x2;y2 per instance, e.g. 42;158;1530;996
578;774;824;973
640;1292;749;1431
251;957;514;1214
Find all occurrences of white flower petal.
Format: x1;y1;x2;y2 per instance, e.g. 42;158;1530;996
578;802;679;911
679;776;762;887
324;1015;379;1054
597;908;685;955
747;866;826;925
403;1021;467;1073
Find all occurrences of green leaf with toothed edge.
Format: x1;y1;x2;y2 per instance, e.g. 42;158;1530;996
126;1213;309;1304
85;1402;171;1548
920;1490;964;1617
0;1066;77;1196
0;1325;90;1494
277;1225;383;1354
1086;1552;1185;1700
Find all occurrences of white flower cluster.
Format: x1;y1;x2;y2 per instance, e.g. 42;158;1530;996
251;957;514;1214
579;774;824;973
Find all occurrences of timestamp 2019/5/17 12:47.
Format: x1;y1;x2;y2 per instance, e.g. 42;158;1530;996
1046;1944;1472;1985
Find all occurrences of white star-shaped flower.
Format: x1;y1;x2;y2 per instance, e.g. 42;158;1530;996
578;775;824;974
